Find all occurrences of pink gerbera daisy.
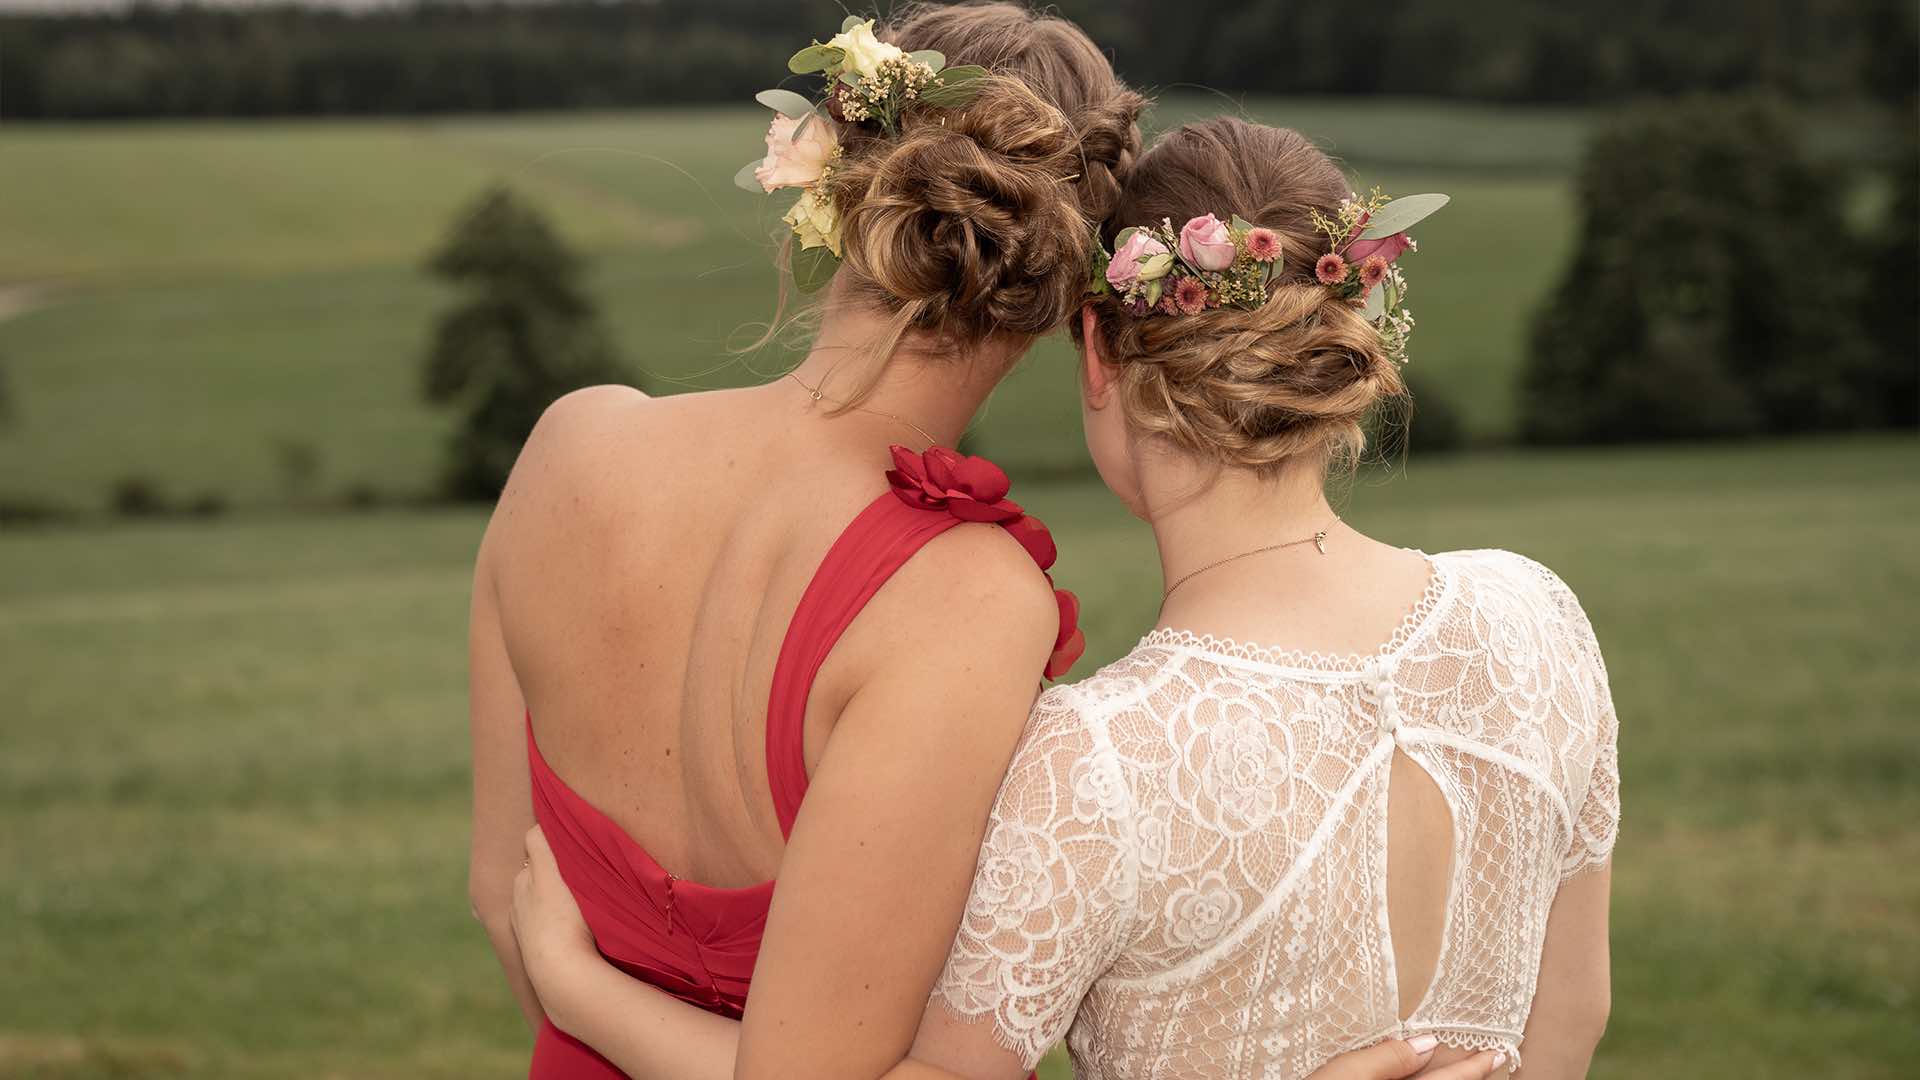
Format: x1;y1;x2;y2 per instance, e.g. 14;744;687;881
1245;227;1282;262
1172;276;1210;315
1359;255;1388;288
1314;252;1348;285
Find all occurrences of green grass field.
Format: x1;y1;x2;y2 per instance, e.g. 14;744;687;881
2;95;1913;1078
0;99;1584;512
4;436;1916;1078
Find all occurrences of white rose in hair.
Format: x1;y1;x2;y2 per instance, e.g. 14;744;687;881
827;19;906;79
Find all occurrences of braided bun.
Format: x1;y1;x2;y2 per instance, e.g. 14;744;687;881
832;77;1089;340
797;3;1143;385
1085;118;1407;468
884;2;1145;231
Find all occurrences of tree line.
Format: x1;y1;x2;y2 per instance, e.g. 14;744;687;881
2;0;1912;120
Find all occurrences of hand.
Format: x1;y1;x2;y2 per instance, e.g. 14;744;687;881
509;824;600;1015
1305;1036;1510;1080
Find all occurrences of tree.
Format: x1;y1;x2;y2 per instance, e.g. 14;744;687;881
422;186;629;500
1520;96;1881;443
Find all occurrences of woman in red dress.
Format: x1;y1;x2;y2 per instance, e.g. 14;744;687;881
467;5;1137;1077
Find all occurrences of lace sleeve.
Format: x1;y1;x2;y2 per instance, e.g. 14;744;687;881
930;686;1139;1068
1554;574;1620;880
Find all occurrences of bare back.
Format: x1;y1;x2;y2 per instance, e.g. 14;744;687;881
483;383;907;887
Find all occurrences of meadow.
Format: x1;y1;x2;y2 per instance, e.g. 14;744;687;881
4;437;1917;1078
1;97;1915;1078
0;97;1588;511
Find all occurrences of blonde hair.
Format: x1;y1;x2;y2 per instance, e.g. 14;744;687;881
1079;118;1407;469
782;2;1144;408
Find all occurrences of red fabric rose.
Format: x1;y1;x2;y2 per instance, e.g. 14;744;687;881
887;445;1082;680
1000;514;1059;572
886;445;1023;523
1046;585;1085;680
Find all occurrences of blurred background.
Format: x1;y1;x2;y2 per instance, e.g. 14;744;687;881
1;1;1914;1077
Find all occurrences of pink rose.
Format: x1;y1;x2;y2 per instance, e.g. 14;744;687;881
1178;213;1236;271
755;113;839;192
1106;230;1171;290
1343;213;1413;265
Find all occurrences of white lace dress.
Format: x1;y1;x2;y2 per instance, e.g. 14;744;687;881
932;549;1620;1078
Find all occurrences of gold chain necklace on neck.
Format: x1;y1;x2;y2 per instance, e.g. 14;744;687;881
784;371;942;447
1162;520;1341;601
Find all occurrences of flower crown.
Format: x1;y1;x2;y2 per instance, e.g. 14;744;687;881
1089;188;1449;366
733;17;988;292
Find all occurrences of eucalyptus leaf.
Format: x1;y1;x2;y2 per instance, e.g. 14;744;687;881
1358;193;1450;239
917;82;982;109
1230;213;1257;234
788;44;841;74
1087;232;1113;294
840;70;863;88
792;110;815;140
754;88;814;118
841;15;864;32
734;158;767;193
907;49;945;72
934;64;987;85
1361;283;1387;319
792;244;840;292
1112;226;1143;249
1144;279;1164;308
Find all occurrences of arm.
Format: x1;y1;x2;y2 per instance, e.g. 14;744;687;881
467;524;542;1031
513;824;968;1080
1515;578;1617;1078
513;777;1509;1080
1511;866;1611;1079
517;522;1061;1079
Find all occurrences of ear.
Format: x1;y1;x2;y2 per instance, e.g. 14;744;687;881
1079;304;1116;407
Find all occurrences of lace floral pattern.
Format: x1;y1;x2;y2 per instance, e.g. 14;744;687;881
932;550;1620;1077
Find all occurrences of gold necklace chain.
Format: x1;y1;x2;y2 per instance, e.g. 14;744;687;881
784;372;942;447
1162;520;1340;601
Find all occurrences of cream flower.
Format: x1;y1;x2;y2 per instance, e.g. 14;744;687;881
826;18;905;79
1070;751;1129;824
755;113;839;192
783;185;841;256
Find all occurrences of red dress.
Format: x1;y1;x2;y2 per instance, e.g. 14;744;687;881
527;446;1083;1078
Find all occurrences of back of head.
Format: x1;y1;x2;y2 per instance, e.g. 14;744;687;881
1084;117;1407;469
813;4;1145;384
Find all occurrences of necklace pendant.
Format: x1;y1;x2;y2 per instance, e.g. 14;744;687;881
1313;531;1328;555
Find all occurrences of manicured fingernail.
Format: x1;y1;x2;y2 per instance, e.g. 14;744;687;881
1408;1035;1439;1054
1490;1052;1508;1070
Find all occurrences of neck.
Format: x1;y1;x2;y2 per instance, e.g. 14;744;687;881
1138;447;1340;602
785;282;1022;449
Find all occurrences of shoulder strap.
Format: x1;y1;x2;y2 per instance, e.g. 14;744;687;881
764;491;964;838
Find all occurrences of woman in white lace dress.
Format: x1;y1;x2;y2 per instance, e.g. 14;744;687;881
507;116;1613;1080
909;118;1619;1078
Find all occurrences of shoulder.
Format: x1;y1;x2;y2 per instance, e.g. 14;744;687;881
1437;548;1611;686
884;519;1063;657
498;384;652;492
1439;548;1592;623
524;383;653;453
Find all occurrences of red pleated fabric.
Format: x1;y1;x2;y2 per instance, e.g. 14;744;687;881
526;449;1077;1078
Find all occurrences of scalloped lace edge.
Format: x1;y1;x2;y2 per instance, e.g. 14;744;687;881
1140;552;1451;673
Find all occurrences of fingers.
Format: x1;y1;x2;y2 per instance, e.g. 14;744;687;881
523;823;549;860
1304;1039;1511;1080
1306;1037;1431;1079
1420;1050;1510;1080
